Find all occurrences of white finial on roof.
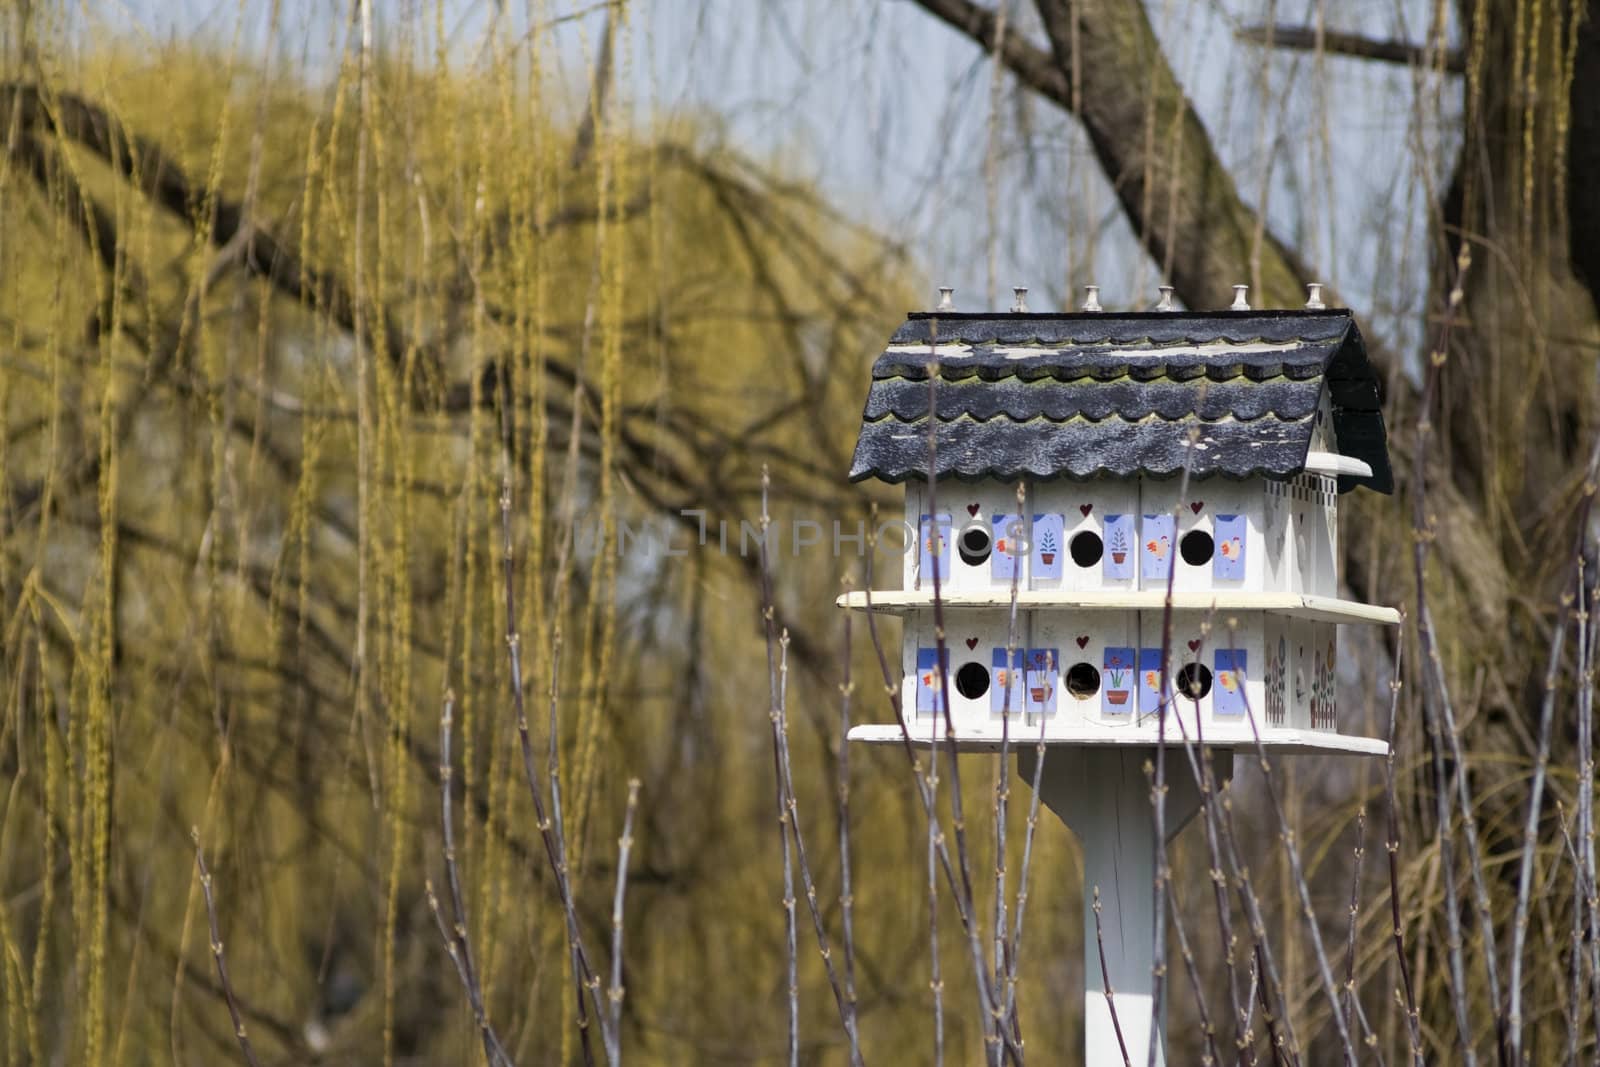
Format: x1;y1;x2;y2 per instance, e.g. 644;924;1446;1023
1155;285;1175;311
1081;285;1102;312
936;286;955;311
1305;282;1326;310
1230;284;1250;311
1011;286;1029;313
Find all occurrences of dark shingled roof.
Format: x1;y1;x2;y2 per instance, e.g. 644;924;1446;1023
849;309;1392;493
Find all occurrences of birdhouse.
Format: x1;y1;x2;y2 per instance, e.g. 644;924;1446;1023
842;291;1397;754
839;286;1397;1063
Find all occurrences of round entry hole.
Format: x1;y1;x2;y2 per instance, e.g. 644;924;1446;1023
1177;663;1213;700
955;662;991;700
959;525;992;566
1069;530;1103;568
1065;662;1101;700
1180;530;1215;566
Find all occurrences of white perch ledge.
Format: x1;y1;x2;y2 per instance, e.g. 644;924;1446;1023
836;589;1401;625
845;722;1389;756
1303;450;1375;478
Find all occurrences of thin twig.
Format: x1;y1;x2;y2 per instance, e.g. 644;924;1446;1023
1227;622;1373;1065
1408;243;1484;1067
756;473;863;1064
991;480;1025;1059
837;579;862;1057
500;457;612;1064
1507;557;1574;1056
1151;429;1201;1067
608;779;640;1043
428;692;516;1067
921;320;1010;1063
1003;713;1049;1037
1161;617;1301;1064
928;700;944;1067
1094;886;1134;1067
1342;806;1367;1047
1379;639;1425;1065
1556;804;1589;1066
1577;555;1600;1037
1167;878;1222;1066
760;553;799;1067
860;527;1022;1063
191;832;264;1067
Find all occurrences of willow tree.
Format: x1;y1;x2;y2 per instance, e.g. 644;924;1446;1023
0;11;1006;1064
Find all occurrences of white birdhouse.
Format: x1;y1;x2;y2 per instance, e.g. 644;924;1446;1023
838;289;1398;1064
841;297;1396;754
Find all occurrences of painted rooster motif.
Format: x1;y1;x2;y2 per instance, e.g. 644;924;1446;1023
1144;535;1170;559
1218;670;1239;693
1219;536;1242;560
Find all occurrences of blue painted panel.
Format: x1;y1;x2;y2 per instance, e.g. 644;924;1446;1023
916;648;948;714
1139;648;1165;716
991;514;1026;582
1215;649;1248;717
1214;513;1247;581
1032;513;1064;581
1141;513;1174;581
919;514;951;584
991;647;1025;714
1103;513;1135;580
1103;646;1135;715
1024;648;1059;716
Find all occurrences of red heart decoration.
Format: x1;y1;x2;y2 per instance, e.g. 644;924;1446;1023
1079;504;1093;516
967;503;981;516
1187;640;1200;652
1189;501;1204;514
965;637;979;650
1076;635;1089;649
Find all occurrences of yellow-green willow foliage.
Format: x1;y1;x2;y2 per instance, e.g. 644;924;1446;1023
0;17;1097;1066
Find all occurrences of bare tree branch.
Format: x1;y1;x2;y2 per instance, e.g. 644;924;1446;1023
1236;24;1464;74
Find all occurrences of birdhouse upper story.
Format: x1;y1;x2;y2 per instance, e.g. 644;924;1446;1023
841;300;1398;755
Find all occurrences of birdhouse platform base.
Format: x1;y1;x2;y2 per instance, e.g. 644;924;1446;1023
846;722;1386;756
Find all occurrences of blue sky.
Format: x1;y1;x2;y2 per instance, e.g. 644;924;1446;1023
90;0;1456;357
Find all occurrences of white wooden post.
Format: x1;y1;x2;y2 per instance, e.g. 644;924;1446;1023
1018;746;1232;1065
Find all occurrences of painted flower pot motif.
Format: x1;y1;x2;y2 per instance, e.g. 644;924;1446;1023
1031;514;1065;580
1021;648;1059;715
1109;522;1129;563
1102;648;1133;713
